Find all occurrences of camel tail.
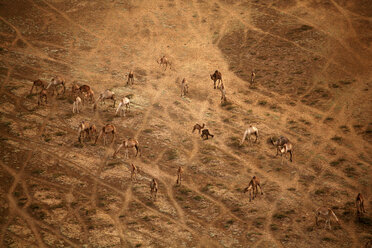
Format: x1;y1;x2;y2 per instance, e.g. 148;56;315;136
115;102;122;115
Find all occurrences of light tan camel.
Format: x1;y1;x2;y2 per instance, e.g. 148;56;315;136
192;123;205;134
72;96;82;114
240;125;259;146
176;166;183;185
243;176;263;202
94;90;116;110
181;78;189;97
94;124;116;145
157;55;171;70
78;121;97;143
115;97;130;116
210;70;222;89
127;70;134;85
46;76;65;95
113;138;140;158
356;193;366;215
150;178;158;200
30;79;47;94
315;207;339;230
130;163;138;182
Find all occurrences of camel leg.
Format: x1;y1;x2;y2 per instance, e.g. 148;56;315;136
289;151;293;162
135;145;139;157
258;183;263;195
113;144;123;158
111;132;115;144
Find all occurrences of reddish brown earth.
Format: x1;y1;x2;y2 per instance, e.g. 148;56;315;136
0;0;371;247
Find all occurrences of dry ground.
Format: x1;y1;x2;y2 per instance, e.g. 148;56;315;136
0;0;371;247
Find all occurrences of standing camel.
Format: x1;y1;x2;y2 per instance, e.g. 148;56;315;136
201;129;214;140
240;125;259;145
243;176;263;202
150;178;158;200
95;124;116;145
181;78;189;97
113;138;140;158
78;121;97;143
71;82;80;96
30;79;47;94
72;96;82;114
115;97;130;116
157;55;171;70
46;76;66;95
271;136;290;156
94;90;116;110
356;193;366;215
79;85;94;103
192;123;205;134
176;166;183;185
127;71;134;85
210;70;222;89
315;207;339;230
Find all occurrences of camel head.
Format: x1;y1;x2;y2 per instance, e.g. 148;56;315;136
210;74;213;80
270;137;276;146
243;187;249;193
202;123;205;128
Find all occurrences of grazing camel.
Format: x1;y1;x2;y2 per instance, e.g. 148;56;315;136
94;90;116;110
210;70;222;89
46;76;65;95
201;129;214;140
30;79;47;94
251;71;256;84
243;176;263;202
72;96;82;114
150;178;158;200
130;163;138;182
79;85;94;103
278;143;293;162
127;71;134;85
356;193;366;215
240;125;259;145
271;136;290;156
95;124;116;145
113;138;140;158
192;123;205;134
176;166;183;185
315;207;339;230
220;82;226;103
115;97;130;116
181;78;189;97
38;89;48;105
78;121;97;143
157;55;171;70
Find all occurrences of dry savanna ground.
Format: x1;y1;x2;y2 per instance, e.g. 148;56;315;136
0;0;371;247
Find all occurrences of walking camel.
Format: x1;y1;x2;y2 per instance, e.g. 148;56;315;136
46;76;66;95
176;166;183;185
240;125;259;145
243;176;263;202
192;123;205;134
95;124;116;145
94;90;116;110
130;163;138;182
181;78;189;97
72;96;82;114
210;70;222;89
30;79;47;94
150;178;158;200
78;121;97;143
201;129;214;140
115;97;130;116
113;138;140;158
157;55;171;70
127;71;134;85
315;207;339;230
356;193;366;215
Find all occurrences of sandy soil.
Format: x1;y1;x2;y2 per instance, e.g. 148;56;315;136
0;0;371;247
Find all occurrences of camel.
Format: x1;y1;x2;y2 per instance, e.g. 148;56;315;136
127;70;134;85
278;143;293;162
72;96;82;114
78;121;97;143
220;82;226;103
115;97;130;116
38;89;48;105
30;79;47;94
181;78;189;97
150;178;158;200
95;124;116;145
201;129;214;140
176;166;183;185
251;71;256;84
79;85;94;103
94;90;116;110
243;176;263;202
356;193;366;215
113;138;140;158
46;76;65;95
192;123;205;134
271;136;290;156
240;125;259;145
157;55;171;70
315;207;339;230
130;163;138;182
210;70;222;89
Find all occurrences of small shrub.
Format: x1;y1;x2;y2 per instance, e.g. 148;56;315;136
258;100;267;106
55;131;65;136
193;196;202;201
273;213;287;219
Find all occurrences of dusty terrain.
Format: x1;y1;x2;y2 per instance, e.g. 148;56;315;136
0;0;371;247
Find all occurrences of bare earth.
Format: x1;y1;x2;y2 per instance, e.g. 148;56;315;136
0;0;371;247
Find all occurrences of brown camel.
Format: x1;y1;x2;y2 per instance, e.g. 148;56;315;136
243;176;263;202
95;124;116;145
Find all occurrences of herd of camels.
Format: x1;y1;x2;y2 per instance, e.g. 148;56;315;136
28;55;367;233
